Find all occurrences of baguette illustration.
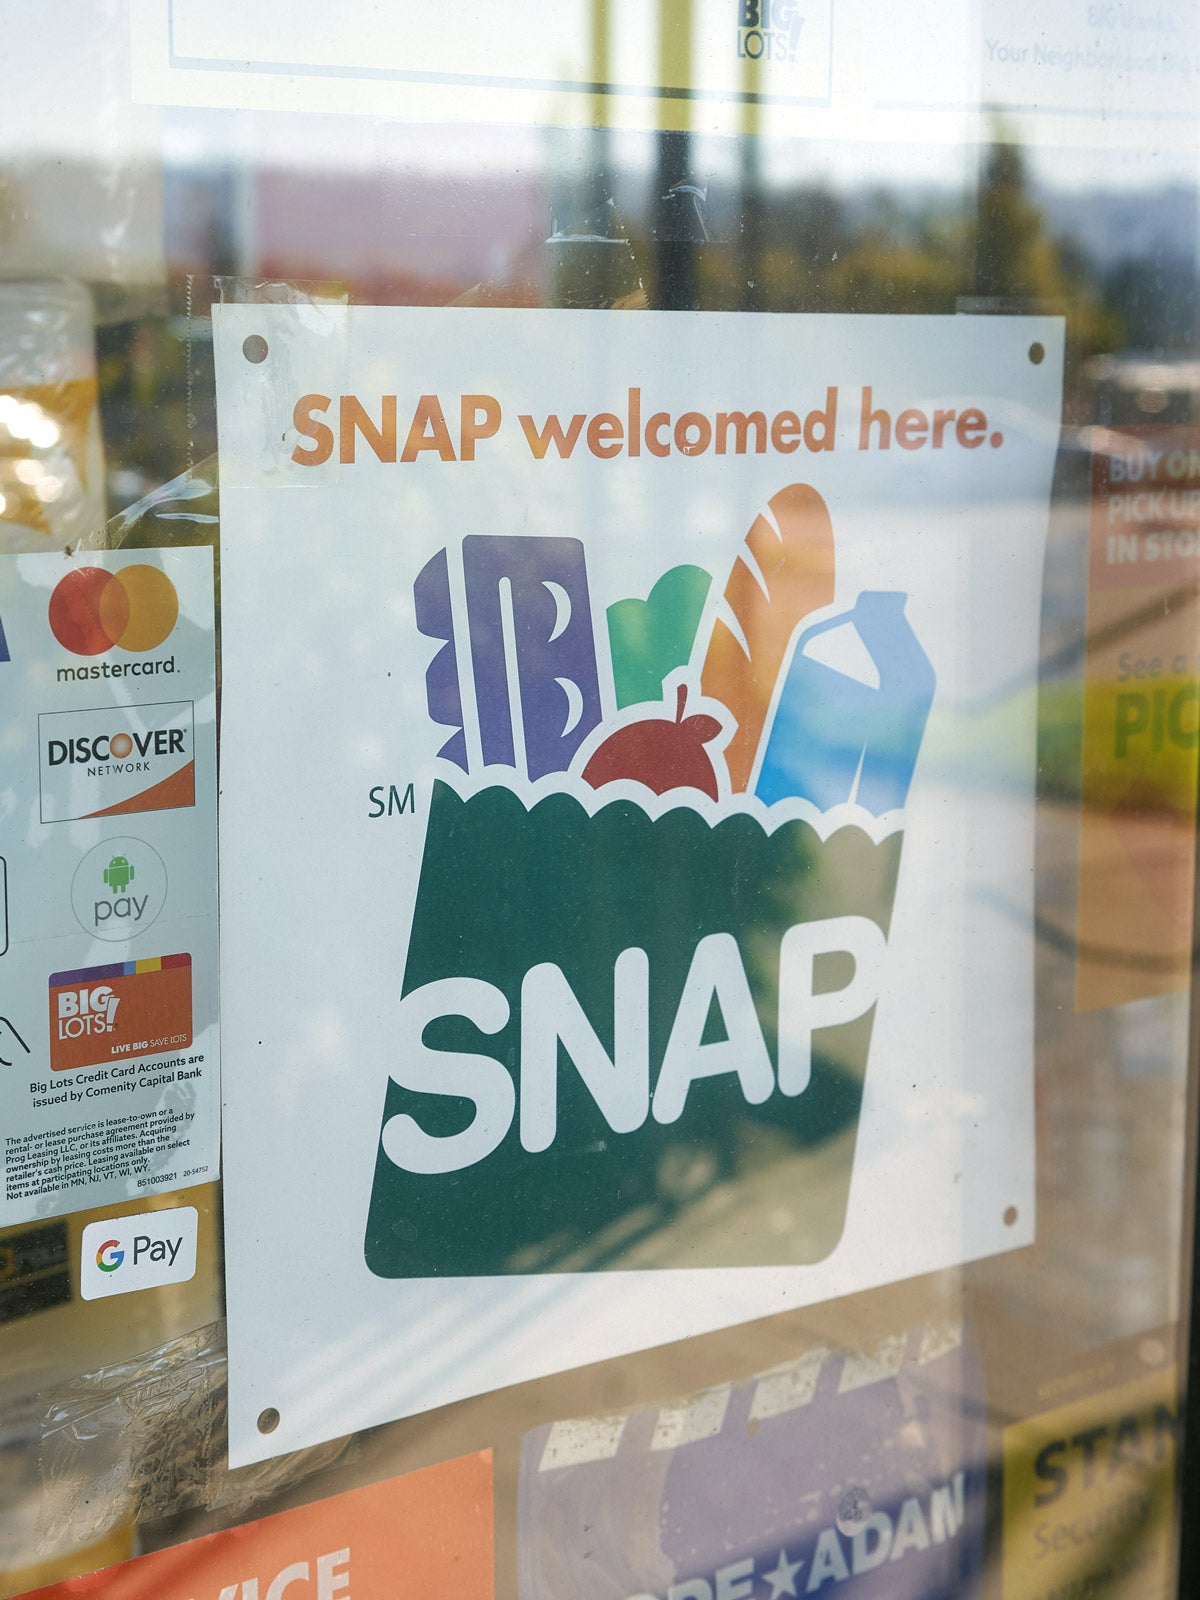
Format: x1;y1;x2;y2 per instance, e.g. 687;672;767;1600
700;483;836;791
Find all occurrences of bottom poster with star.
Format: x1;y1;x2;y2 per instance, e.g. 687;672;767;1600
517;1313;986;1600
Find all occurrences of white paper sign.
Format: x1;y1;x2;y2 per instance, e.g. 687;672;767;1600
80;1204;198;1300
215;305;1061;1466
0;547;220;1229
131;0;1199;150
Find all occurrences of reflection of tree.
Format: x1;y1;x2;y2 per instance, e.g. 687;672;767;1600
975;142;1054;300
974;140;1121;359
671;137;1124;382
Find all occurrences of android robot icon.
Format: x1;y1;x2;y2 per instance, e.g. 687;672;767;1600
103;855;135;894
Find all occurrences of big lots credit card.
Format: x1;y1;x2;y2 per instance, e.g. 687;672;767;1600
48;955;192;1072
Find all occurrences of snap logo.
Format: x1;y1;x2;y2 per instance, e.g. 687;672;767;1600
365;484;935;1279
80;1206;197;1300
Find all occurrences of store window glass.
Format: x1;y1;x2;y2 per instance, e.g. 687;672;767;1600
2;5;1199;1598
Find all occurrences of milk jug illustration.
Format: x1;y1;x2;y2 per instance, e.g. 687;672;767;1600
755;591;935;815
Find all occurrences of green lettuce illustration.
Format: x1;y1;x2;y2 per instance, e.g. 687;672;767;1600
607;564;713;709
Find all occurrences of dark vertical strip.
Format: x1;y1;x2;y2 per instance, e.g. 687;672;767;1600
1173;823;1200;1594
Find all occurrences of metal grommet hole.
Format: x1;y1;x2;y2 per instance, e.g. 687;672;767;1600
1028;342;1044;365
243;334;269;364
257;1407;281;1434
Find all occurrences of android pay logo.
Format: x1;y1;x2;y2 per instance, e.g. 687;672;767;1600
80;1207;197;1300
71;835;168;942
104;854;135;894
365;486;935;1282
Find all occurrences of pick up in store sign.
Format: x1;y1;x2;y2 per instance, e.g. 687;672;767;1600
214;305;1062;1465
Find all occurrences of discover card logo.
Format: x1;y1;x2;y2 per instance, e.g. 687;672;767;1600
365;483;935;1279
38;699;195;821
80;1207;197;1300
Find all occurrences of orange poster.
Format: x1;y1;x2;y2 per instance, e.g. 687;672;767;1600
1077;427;1200;1010
17;1451;493;1600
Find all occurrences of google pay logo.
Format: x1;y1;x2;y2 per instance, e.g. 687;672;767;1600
95;1238;124;1271
80;1206;197;1300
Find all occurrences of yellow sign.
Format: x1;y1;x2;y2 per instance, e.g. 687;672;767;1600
1076;428;1200;1011
1002;1367;1179;1600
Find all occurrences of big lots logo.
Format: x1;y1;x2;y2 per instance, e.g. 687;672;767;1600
55;977;120;1039
366;487;933;1280
737;0;804;61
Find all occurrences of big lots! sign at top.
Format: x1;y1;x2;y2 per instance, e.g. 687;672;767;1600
214;306;1063;1464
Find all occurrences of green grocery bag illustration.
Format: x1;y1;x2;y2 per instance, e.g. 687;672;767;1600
365;485;934;1277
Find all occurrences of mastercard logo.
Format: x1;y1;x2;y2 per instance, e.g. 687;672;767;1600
49;566;179;657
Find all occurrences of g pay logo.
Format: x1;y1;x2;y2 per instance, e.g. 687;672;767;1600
49;563;178;656
95;1238;124;1271
80;1207;197;1300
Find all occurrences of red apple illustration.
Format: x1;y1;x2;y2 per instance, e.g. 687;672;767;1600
583;685;723;798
